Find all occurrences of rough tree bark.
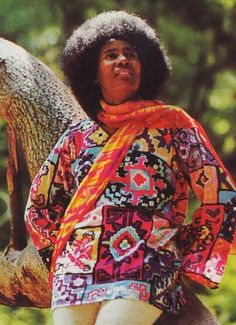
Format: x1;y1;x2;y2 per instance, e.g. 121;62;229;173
0;37;85;307
0;38;219;324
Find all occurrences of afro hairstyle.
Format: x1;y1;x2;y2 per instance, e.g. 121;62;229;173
60;11;171;119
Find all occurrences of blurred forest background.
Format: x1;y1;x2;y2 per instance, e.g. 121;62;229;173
0;0;236;324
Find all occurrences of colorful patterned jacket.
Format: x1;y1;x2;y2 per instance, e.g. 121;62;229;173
25;107;236;312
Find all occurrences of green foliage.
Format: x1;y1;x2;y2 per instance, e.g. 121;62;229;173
0;0;59;48
206;71;236;160
0;306;51;325
0;0;63;75
198;255;236;325
157;14;207;106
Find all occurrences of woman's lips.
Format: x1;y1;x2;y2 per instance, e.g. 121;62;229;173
115;68;133;76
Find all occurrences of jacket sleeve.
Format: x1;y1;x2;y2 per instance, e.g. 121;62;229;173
24;128;75;269
173;122;236;288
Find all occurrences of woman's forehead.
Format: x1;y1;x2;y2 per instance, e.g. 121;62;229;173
99;39;136;53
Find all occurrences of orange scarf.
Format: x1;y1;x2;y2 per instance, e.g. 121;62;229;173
49;99;195;287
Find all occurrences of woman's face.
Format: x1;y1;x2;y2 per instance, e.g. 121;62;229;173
96;39;141;105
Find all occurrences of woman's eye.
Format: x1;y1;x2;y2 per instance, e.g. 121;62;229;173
126;52;137;59
105;53;117;59
103;51;138;60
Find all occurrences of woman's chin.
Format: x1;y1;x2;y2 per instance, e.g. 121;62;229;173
103;89;139;105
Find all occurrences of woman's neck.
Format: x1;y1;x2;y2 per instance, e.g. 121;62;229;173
102;93;140;106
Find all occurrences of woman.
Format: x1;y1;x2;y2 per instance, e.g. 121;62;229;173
25;11;236;325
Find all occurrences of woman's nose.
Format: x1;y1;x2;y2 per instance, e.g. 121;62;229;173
116;54;129;65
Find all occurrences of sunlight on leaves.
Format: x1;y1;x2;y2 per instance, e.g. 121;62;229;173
223;136;236;154
212;118;230;135
209;71;236;111
28;26;61;51
213;0;236;10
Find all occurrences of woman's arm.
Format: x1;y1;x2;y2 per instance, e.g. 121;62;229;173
173;123;236;288
24;128;75;268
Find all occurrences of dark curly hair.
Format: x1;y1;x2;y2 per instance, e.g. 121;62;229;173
60;11;171;119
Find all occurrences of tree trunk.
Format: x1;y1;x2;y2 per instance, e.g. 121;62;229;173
6;126;27;250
